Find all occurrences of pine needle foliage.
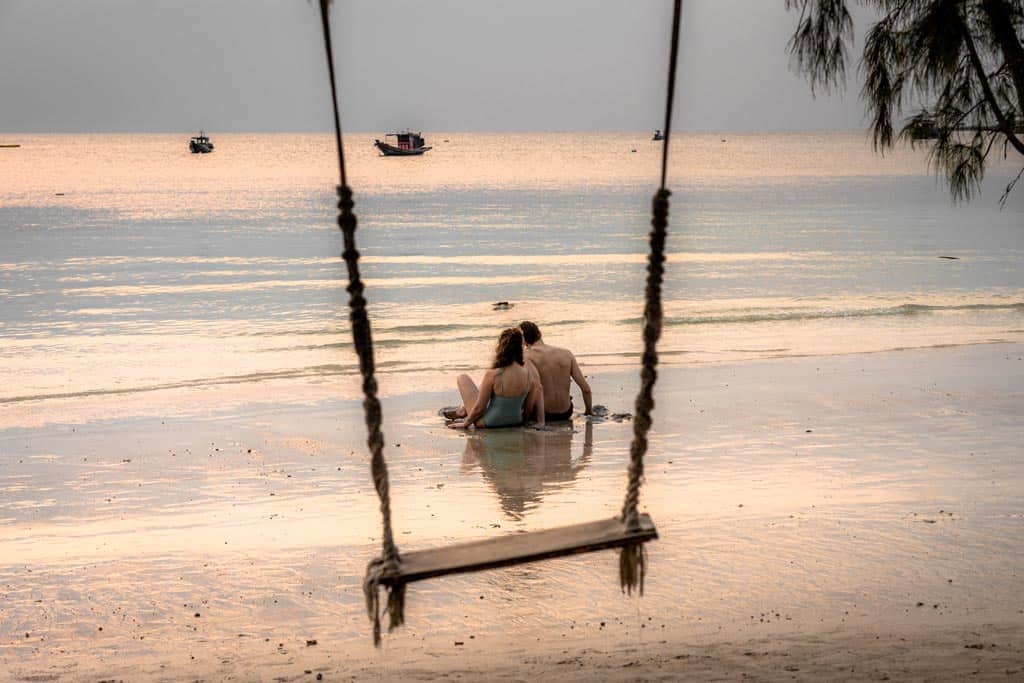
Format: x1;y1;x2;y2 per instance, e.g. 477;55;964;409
786;0;1024;203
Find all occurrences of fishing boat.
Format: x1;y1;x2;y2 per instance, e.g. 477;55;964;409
189;131;214;154
374;130;432;156
652;130;664;141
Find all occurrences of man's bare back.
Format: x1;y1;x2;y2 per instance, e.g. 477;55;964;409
520;321;592;419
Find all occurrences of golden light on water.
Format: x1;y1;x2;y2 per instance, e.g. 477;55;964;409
0;131;936;215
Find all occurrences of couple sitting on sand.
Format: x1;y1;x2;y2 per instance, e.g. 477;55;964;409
445;321;593;430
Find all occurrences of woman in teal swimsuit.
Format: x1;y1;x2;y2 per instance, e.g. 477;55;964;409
447;328;545;429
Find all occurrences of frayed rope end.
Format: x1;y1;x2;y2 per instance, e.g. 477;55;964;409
364;557;406;647
619;542;647;596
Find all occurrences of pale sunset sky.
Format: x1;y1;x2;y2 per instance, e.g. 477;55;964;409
0;0;873;133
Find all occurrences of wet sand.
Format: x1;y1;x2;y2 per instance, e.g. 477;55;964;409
2;342;1023;681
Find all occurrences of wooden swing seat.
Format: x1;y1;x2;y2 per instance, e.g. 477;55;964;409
377;514;657;586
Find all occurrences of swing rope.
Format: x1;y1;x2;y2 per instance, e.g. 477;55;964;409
316;0;404;646
317;0;683;645
618;0;682;595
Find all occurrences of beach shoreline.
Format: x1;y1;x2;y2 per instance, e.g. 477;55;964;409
3;341;1023;681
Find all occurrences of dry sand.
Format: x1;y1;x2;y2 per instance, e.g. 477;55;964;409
9;621;1023;681
216;624;1024;681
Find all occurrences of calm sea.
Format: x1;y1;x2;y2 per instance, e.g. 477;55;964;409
1;131;1022;422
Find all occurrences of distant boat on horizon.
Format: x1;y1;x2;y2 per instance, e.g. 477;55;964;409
374;130;431;156
652;130;664;141
189;131;214;154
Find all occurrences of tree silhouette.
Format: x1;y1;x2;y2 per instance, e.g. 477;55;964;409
787;0;1024;203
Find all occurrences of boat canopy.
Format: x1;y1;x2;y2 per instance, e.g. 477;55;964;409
385;130;426;150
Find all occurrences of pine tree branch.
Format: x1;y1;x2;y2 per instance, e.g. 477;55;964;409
961;12;1024;156
979;0;1024;115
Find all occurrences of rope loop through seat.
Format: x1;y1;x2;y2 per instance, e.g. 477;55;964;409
618;0;682;594
335;183;405;644
317;0;404;644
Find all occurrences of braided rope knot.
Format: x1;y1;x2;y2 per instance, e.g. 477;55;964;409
332;182;404;645
621;188;670;528
618;187;671;596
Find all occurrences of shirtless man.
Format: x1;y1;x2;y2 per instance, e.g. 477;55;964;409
519;321;592;422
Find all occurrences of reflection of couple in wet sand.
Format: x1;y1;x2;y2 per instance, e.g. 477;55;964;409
461;419;594;518
444;321;593;430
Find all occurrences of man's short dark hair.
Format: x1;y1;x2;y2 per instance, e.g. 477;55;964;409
519;321;541;345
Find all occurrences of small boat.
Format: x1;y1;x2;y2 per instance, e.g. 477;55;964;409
652;130;664;141
0;143;20;148
374;130;432;156
189;131;215;153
